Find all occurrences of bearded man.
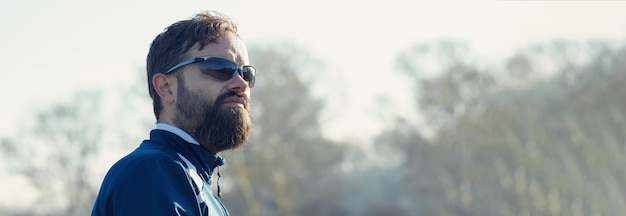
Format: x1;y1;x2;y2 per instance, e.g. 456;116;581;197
92;11;256;216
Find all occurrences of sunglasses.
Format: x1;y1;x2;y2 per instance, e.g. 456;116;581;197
165;56;256;88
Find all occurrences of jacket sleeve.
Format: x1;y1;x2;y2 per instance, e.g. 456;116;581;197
92;154;200;216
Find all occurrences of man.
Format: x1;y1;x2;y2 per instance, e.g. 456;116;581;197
92;11;256;216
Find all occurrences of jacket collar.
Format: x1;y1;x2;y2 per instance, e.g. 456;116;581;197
156;123;199;145
152;123;225;172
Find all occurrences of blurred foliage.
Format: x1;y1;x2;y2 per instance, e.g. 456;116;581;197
1;91;104;215
2;40;626;216
376;40;626;215
0;78;150;215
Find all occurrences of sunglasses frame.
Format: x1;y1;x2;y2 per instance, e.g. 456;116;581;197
164;56;256;87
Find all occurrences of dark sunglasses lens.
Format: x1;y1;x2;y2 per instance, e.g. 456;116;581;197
198;59;237;81
198;58;256;87
241;66;256;87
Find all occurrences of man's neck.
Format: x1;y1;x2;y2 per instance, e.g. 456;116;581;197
155;123;200;145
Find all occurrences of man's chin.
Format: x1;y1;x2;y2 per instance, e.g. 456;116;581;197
220;105;251;118
221;102;246;109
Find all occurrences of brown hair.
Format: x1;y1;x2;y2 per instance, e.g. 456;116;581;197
146;11;239;120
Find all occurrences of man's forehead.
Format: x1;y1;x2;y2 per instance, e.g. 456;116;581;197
185;35;248;64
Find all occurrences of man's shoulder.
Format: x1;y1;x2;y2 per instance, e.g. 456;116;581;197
93;141;201;216
106;141;184;176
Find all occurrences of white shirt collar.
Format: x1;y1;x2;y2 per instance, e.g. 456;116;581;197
155;123;200;145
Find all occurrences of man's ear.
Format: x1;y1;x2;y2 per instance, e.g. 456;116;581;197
153;73;176;104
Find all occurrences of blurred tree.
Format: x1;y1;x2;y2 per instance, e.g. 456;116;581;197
220;43;349;216
0;71;151;216
0;91;104;215
396;41;495;132
374;40;626;215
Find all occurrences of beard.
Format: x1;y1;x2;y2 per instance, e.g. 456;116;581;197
173;78;252;153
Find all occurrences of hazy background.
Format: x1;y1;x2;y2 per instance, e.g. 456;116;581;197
2;1;626;215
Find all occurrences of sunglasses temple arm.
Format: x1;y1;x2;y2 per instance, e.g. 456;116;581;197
164;57;207;74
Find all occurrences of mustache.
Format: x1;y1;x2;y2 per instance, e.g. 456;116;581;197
215;91;250;108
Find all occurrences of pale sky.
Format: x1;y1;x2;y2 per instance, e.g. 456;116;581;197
2;0;626;209
2;1;626;140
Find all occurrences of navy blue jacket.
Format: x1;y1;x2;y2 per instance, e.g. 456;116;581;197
92;126;229;216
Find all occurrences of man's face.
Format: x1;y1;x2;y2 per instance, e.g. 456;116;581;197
171;32;253;152
174;77;251;152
